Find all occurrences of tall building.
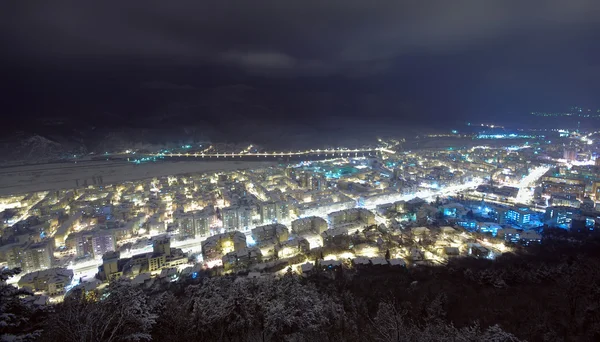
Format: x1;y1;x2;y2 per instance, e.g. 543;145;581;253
201;231;247;261
152;236;171;257
311;176;325;191
593;181;600;202
505;207;531;227
221;206;239;231
291;216;328;236
260;201;278;224
238;206;253;231
22;240;54;273
72;231;94;258
176;212;196;239
564;148;577;162
92;231;116;258
299;174;312;189
277;201;291;223
100;251;121;281
251;223;289;245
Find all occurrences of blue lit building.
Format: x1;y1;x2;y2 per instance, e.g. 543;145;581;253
545;206;580;228
457;219;477;230
504;207;531;227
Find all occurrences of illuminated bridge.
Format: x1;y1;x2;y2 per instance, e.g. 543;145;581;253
143;148;395;162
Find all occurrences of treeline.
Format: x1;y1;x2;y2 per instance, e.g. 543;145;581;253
3;234;600;341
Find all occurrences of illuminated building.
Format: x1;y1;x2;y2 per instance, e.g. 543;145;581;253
468;244;491;258
238;206;253;231
457;219;477;230
174;205;217;238
545;206;579;227
175;211;196;239
505;207;531;226
16;240;54;273
147;237;187;272
220;205;251;232
99;251;122;282
66;231;94;258
251;223;289;245
550;194;580;208
91;230;116;258
318;259;342;271
152;236;171;256
222;247;262;271
18;268;73;297
570;215;596;233
321;227;350;249
497;228;541;245
593;181;600;201
221;206;239;231
259;201;278;224
327;208;375;228
275;237;310;258
147;214;166;235
54;211;82;247
201;231;247;261
563;148;577;162
581;198;595;212
291;216;328;236
541;176;585;199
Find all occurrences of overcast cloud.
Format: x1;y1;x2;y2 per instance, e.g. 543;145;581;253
2;0;599;74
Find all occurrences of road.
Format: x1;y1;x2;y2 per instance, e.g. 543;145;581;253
515;166;550;204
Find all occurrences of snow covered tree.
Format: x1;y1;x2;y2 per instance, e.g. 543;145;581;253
263;273;334;340
371;301;411;342
43;279;157;342
0;267;42;342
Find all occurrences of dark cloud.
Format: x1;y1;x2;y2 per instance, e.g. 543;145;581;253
2;0;599;74
2;0;600;131
141;81;198;90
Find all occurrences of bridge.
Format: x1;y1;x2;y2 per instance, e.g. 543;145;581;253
142;148;395;162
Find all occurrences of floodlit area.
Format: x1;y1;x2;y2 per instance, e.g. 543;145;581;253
515;166;551;204
2;132;597;300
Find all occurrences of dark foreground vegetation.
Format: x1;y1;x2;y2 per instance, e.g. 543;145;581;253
3;231;600;342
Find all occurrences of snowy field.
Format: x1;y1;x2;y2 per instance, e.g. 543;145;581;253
0;160;277;196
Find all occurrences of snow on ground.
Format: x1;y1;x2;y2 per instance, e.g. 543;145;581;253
0;160;277;196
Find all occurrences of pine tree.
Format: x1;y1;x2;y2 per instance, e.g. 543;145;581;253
0;268;43;341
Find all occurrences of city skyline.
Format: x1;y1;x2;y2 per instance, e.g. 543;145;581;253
3;2;600;341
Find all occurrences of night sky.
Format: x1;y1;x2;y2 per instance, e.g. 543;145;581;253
2;1;600;137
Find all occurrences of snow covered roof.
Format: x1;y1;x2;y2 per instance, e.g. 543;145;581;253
444;247;460;255
23;295;49;306
440;226;457;233
159;268;177;278
18;268;73;286
370;258;388;266
389;259;406;266
321;259;342;267
132;273;152;285
301;262;314;273
352;257;370;265
411;227;430;235
322;227;348;238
